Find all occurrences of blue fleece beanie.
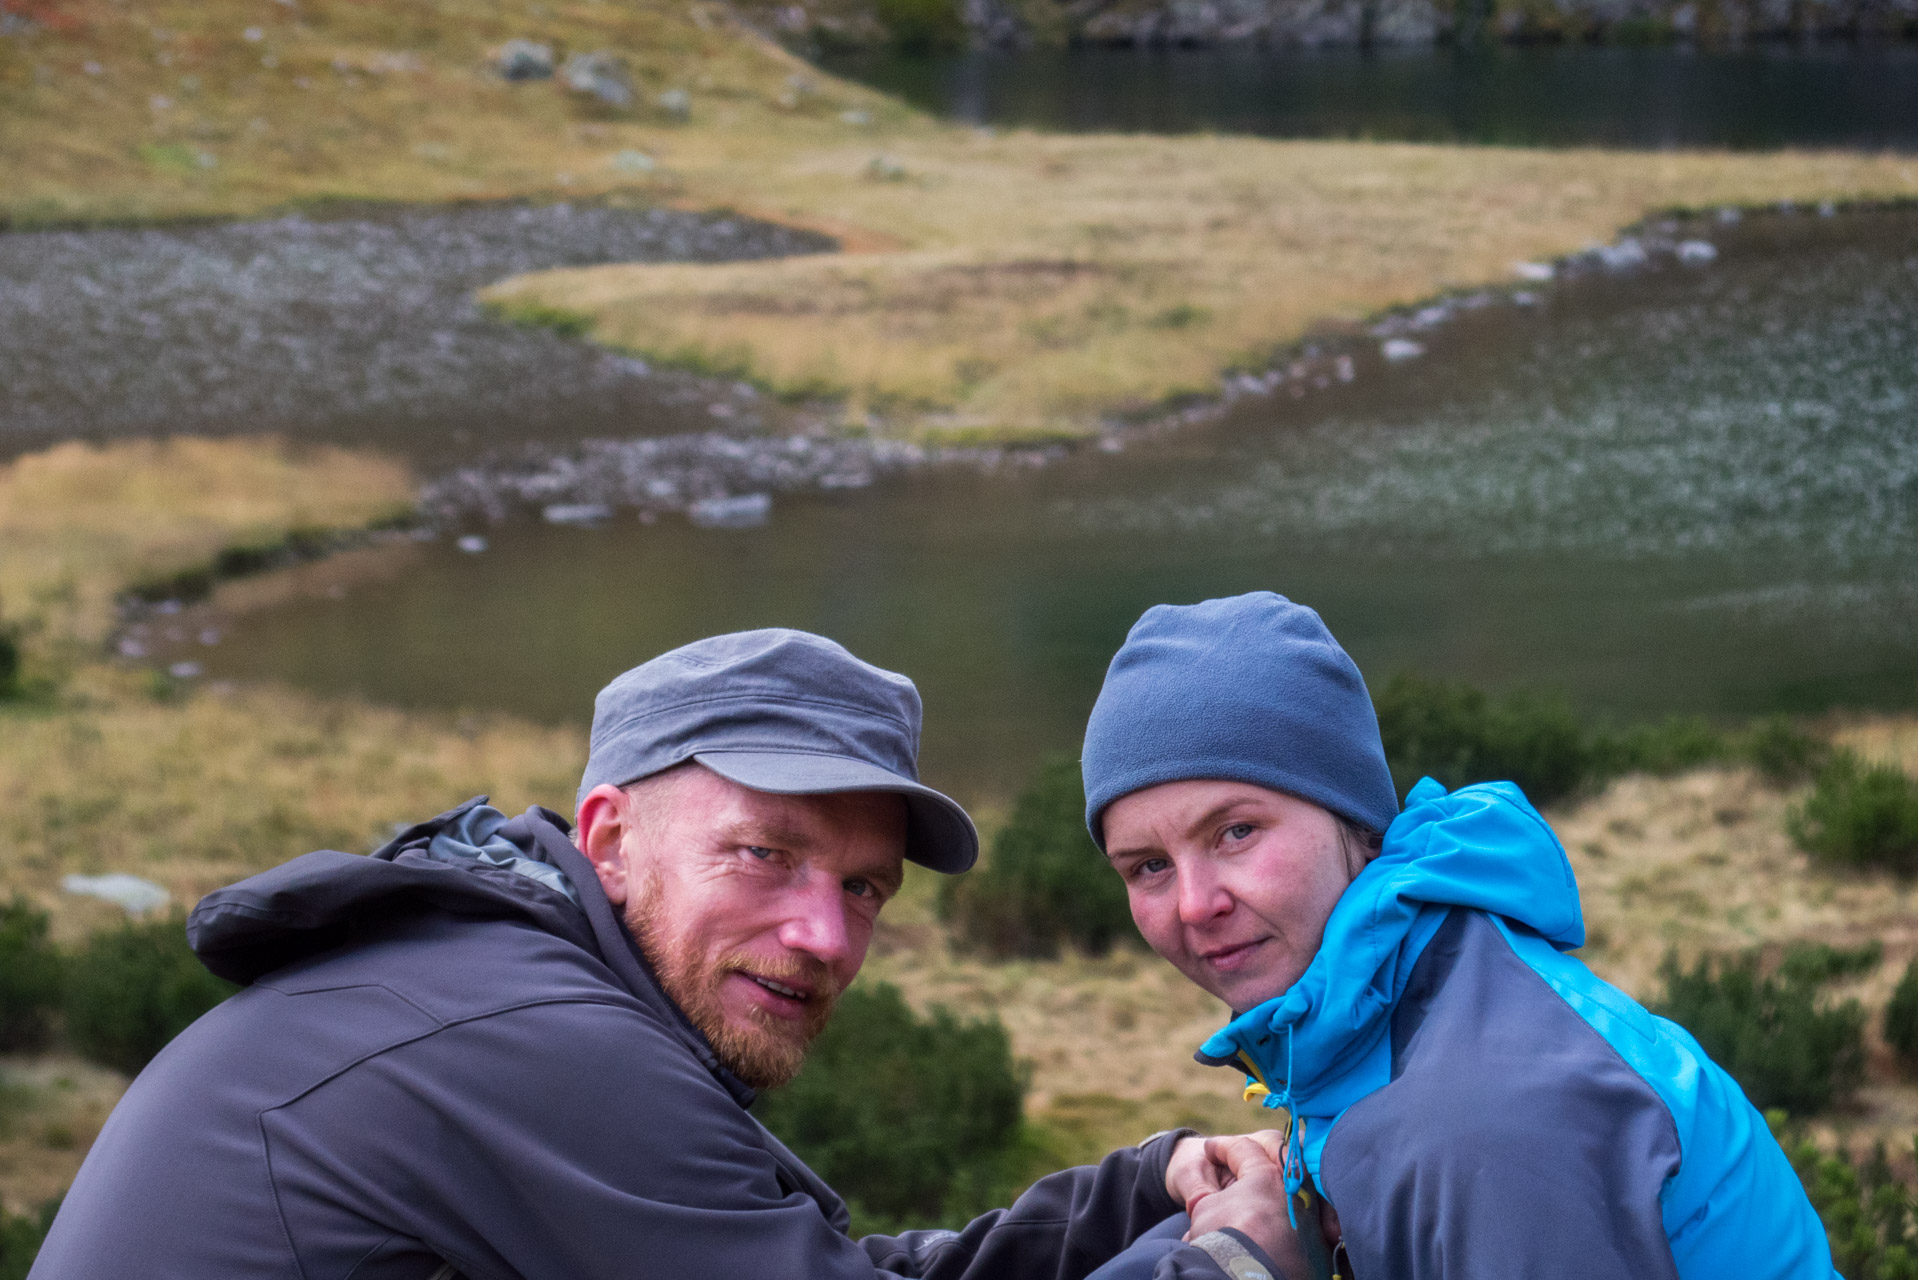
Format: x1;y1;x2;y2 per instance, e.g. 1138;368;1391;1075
1081;592;1399;847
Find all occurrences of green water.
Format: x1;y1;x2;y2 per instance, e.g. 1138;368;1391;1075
170;208;1918;804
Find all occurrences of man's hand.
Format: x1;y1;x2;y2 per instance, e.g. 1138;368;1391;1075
1182;1134;1314;1279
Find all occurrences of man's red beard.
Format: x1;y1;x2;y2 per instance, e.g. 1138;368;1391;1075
624;864;841;1089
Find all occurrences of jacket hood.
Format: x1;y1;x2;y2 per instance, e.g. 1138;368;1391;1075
187;797;592;984
1197;777;1583;1119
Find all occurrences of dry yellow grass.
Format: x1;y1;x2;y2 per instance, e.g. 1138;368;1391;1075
0;437;413;649
0;665;583;945
487;136;1918;435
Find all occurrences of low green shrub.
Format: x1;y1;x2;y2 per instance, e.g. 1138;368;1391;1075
0;897;63;1053
755;982;1028;1234
1742;716;1833;785
1372;672;1590;804
1790;751;1918;875
63;915;236;1075
1653;949;1867;1115
1779;940;1884;987
0;1199;57;1280
939;756;1134;960
1886;957;1918;1072
1778;1120;1918;1280
0;626;20;701
1592;715;1729;779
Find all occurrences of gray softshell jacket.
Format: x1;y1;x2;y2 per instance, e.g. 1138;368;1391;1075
30;799;1256;1280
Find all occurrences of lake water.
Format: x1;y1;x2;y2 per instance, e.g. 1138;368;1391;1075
819;46;1918;149
151;206;1918;804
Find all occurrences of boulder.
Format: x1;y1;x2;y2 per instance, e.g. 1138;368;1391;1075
562;50;633;108
497;38;555;81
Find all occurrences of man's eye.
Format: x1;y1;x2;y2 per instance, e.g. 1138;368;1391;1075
745;845;774;860
844;878;872;898
1224;823;1256;842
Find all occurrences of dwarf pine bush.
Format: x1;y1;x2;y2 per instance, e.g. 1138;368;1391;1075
1372;673;1591;804
0;627;20;701
63;915;236;1075
1778;1120;1918;1280
1887;958;1918;1072
755;982;1028;1234
1653;947;1867;1115
1790;751;1918;876
940;755;1135;960
0;1199;57;1280
0;897;62;1053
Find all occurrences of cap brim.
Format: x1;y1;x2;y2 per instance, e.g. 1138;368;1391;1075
693;750;978;874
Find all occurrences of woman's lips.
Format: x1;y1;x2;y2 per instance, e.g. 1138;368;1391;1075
1198;938;1267;971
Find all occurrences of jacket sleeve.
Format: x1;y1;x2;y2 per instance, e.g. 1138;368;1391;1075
261;999;1197;1280
859;1132;1183;1280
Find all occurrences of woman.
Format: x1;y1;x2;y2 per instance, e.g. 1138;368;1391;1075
1080;592;1833;1280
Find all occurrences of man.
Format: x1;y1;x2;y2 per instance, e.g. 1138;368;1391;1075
1078;593;1836;1280
32;628;1298;1280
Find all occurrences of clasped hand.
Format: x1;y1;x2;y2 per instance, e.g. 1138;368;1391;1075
1165;1131;1320;1278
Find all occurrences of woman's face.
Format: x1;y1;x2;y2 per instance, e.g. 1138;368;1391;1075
1102;780;1359;1012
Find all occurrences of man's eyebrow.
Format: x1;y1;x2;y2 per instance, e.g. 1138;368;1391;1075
719;818;814;851
859;860;906;897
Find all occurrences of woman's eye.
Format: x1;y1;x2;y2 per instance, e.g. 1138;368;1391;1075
1134;857;1171;878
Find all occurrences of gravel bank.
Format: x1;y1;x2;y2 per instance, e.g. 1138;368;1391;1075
0;201;832;463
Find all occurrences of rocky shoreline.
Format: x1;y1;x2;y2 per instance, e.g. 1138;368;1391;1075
758;0;1918;52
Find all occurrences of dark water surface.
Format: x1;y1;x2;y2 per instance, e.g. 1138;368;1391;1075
170;208;1918;804
820;45;1918;149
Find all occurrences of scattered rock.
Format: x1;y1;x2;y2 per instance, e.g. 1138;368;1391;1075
457;534;488;553
1595;237;1649;270
656;87;691;119
63;874;170;917
688;492;772;528
497;39;555;81
168;660;203;678
1513;260;1555;282
562;50;632;107
865;154;906;181
1676;239;1719;265
839;109;872;126
1382;338;1425;362
542;502;612;526
611;149;655;174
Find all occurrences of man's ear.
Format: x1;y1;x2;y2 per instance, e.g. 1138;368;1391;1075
576;784;634;906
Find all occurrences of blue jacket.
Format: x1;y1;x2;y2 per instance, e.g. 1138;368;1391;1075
31;800;1242;1280
1196;778;1836;1280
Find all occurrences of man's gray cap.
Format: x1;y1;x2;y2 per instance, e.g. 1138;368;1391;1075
576;629;978;873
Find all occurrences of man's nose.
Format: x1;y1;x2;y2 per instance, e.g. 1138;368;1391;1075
776;874;855;967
